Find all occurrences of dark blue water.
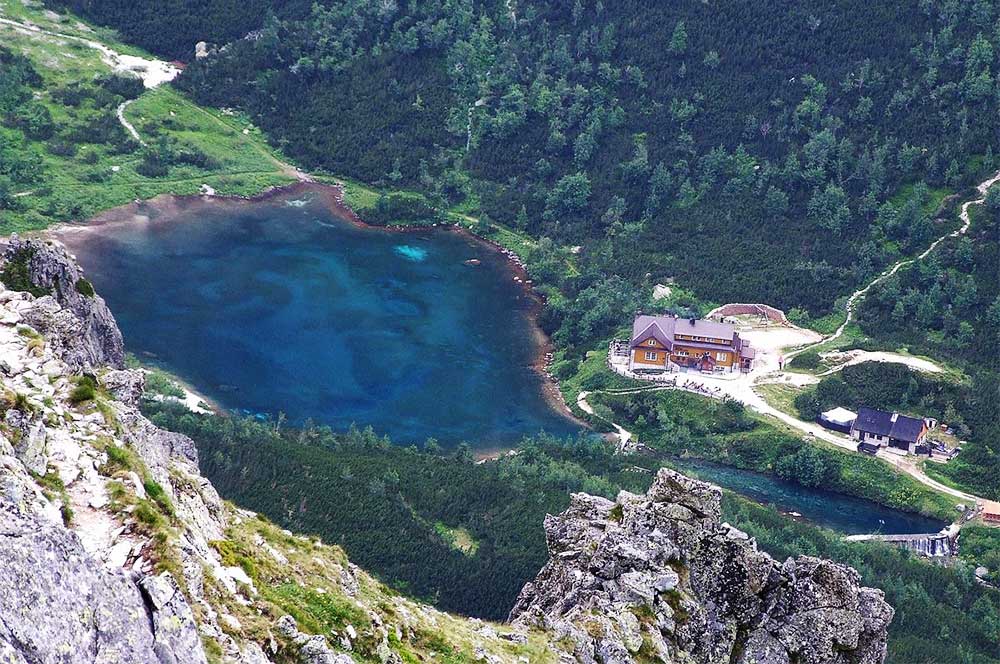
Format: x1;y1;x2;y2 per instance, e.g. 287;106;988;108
60;187;581;447
672;459;946;535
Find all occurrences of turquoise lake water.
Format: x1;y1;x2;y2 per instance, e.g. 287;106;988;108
58;187;946;535
61;188;581;447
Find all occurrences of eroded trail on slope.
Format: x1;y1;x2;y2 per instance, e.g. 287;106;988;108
1;12;311;182
588;173;1000;506
0;13;178;147
0;16;181;87
788;170;1000;359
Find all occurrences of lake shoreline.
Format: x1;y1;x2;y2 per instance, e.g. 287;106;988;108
46;181;587;440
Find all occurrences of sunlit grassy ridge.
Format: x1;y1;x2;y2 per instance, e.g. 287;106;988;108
0;0;293;232
209;508;558;663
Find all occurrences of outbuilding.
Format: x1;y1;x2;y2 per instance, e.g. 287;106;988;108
818;407;857;434
983;500;1000;525
850;407;929;455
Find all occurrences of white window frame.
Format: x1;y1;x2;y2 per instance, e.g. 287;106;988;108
716;352;727;361
644;351;659;361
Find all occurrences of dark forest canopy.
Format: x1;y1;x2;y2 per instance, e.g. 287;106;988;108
144;401;1000;664
854;190;1000;498
50;0;1000;316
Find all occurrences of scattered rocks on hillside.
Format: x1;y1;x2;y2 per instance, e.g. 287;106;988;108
511;468;894;664
277;616;355;664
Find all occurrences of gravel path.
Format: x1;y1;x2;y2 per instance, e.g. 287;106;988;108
788;170;1000;360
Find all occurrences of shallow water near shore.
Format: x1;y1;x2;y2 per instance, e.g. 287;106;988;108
57;187;581;447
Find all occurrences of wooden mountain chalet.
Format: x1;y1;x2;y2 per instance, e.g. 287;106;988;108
628;314;755;374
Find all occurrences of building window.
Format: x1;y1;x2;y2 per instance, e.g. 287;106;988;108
647;339;656;346
716;352;727;361
644;351;658;361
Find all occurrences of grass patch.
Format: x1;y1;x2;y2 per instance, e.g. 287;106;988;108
0;249;49;297
2;389;36;415
264;583;370;638
433;522;480;556
74;277;95;297
99;441;142;475
143;478;175;517
143;369;186;399
556;337;636;404
68;375;97;404
35;470;73;525
754;383;807;417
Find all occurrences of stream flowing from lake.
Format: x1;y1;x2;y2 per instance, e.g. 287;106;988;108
672;459;946;535
56;186;581;447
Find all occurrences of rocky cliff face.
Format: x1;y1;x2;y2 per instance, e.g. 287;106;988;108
0;239;893;664
0;254;216;661
2;235;124;370
510;469;893;664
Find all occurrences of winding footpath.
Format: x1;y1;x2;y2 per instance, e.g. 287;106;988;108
1;11;310;184
583;171;1000;506
577;391;632;449
788;170;1000;360
0;16;181;88
0;14;178;146
116;99;145;146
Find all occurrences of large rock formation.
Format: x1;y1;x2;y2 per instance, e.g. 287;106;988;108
0;238;893;664
510;469;894;664
1;235;124;370
0;277;214;659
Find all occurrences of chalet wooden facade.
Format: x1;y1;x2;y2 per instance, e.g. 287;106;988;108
628;315;755;374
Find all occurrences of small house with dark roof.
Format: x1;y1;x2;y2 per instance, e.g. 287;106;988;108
628;314;755;373
850;407;929;455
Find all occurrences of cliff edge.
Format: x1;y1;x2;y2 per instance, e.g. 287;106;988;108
0;237;892;664
511;469;893;664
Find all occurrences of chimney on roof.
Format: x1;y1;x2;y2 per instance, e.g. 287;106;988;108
689;317;697;325
891;413;899;423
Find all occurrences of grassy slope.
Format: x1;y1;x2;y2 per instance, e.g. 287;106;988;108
211;509;557;663
0;0;293;232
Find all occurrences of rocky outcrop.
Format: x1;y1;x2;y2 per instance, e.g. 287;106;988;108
1;235;124;369
0;239;893;664
510;468;894;664
0;268;219;662
0;503;204;664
